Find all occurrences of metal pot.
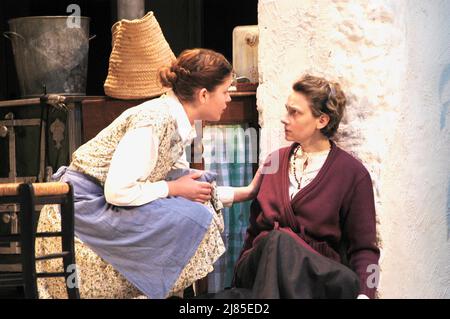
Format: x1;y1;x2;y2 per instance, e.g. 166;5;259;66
4;16;94;97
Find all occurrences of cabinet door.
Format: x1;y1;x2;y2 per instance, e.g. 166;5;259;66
81;98;148;143
1;109;38;181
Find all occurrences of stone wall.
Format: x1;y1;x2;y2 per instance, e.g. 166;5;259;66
257;0;450;298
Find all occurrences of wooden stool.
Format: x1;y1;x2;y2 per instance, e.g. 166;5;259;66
0;182;80;299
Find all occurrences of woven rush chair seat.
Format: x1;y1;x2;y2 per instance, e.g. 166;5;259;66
0;182;80;299
0;182;70;197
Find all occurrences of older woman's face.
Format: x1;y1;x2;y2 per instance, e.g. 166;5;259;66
281;91;322;143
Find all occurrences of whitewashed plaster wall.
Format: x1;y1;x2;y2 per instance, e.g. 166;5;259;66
257;0;450;298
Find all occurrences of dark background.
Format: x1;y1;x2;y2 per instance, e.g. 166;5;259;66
0;0;257;99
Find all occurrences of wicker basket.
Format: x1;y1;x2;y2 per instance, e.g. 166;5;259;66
104;12;175;100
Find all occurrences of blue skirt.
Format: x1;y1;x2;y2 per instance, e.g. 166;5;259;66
53;167;214;299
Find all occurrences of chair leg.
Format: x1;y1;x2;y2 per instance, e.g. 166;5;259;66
18;183;38;299
60;182;80;299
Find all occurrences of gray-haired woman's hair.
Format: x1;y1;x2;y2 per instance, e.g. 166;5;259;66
292;74;346;138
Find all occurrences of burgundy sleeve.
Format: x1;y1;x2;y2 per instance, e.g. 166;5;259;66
343;172;380;299
239;199;261;259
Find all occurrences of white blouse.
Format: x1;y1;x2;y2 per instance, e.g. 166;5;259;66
288;146;330;199
104;91;234;207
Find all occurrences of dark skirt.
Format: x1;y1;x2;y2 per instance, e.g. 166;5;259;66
230;230;359;299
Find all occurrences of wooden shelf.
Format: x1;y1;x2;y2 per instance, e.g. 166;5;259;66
80;92;258;142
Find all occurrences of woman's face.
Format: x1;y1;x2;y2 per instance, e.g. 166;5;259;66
281;91;324;143
197;74;233;121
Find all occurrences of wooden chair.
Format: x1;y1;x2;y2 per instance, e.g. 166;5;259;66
0;182;80;299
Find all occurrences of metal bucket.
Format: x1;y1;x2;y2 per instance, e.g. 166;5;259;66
4;16;93;97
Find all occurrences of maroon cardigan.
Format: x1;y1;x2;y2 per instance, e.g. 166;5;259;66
238;141;380;298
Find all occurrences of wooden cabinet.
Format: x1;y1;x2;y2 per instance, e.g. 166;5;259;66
0;96;82;264
81;91;258;143
81;97;147;143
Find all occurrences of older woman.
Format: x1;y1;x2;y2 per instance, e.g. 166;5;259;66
228;74;380;299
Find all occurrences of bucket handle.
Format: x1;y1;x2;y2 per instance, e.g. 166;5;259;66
3;31;25;41
89;34;96;41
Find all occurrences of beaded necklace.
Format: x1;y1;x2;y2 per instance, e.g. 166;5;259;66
290;145;306;189
290;143;331;190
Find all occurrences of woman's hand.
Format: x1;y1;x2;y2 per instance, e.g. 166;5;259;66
167;171;212;203
248;166;263;198
233;165;264;203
